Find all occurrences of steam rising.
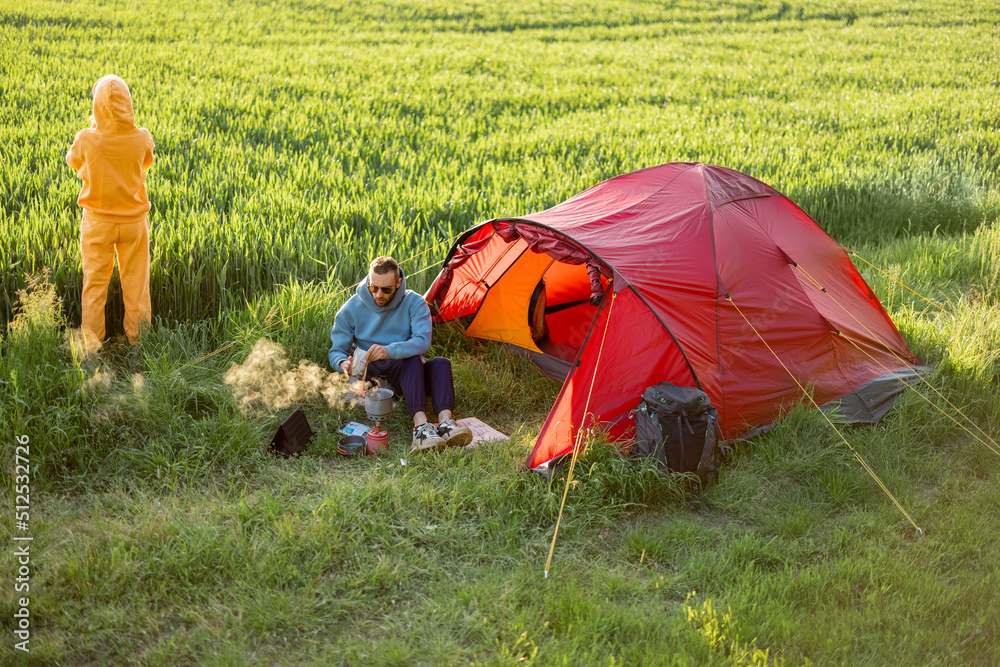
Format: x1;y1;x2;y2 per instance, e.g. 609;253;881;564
223;338;362;415
82;367;115;396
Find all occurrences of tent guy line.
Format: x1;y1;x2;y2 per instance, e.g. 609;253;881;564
838;333;1000;459
791;262;1000;459
848;250;954;318
726;295;923;535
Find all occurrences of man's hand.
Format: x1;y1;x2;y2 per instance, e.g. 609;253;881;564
367;344;389;363
339;359;352;374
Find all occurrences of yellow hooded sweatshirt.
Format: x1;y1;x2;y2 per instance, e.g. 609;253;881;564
67;75;155;347
67;75;155;222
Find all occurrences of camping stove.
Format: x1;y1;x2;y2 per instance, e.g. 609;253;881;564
364;387;393;455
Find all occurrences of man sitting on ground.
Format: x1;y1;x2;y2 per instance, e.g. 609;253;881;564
329;256;473;451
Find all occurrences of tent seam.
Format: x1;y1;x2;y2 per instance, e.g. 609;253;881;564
711;192;780;210
702;165;728;429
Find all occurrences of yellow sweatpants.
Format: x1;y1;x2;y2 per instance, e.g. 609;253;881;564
79;212;151;347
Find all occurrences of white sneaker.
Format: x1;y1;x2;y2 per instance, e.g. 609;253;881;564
411;422;446;452
437;419;473;448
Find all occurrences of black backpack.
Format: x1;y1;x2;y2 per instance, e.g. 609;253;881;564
633;382;723;486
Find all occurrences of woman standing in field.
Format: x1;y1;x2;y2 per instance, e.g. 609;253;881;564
66;74;155;355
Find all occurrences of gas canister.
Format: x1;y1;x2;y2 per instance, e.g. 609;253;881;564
366;427;388;456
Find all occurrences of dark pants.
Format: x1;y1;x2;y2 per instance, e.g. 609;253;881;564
367;356;456;418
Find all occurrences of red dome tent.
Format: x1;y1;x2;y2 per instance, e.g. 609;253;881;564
425;163;926;475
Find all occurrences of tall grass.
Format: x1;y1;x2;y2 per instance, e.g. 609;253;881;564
2;0;998;331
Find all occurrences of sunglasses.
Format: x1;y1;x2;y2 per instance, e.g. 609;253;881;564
368;284;397;295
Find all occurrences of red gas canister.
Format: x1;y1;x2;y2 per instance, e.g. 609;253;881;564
366;427;388;456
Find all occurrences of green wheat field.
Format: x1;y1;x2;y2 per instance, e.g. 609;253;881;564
2;0;1000;664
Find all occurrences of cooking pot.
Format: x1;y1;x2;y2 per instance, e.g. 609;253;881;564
338;434;367;456
365;387;394;422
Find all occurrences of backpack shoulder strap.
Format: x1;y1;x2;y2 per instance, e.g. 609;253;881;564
696;414;719;485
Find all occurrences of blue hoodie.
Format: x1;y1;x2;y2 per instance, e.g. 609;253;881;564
328;268;431;371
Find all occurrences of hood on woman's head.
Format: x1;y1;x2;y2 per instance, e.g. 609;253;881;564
90;74;136;133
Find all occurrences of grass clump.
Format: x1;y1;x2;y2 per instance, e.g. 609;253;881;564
1;272;272;495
